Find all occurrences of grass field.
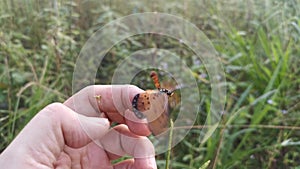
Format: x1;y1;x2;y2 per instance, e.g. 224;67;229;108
1;0;300;168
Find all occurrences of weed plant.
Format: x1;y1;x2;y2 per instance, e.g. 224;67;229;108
0;0;299;168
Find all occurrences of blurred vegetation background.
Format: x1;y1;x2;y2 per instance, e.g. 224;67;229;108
1;0;300;168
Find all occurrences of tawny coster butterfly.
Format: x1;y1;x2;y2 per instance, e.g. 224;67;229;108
132;71;179;135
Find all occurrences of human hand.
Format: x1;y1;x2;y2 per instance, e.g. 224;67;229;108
0;85;156;169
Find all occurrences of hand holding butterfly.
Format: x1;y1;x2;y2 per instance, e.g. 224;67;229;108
0;85;156;169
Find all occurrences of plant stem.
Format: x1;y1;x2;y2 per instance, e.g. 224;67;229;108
165;118;174;169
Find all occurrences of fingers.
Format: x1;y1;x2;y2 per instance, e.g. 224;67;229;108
44;103;110;148
64;85;143;117
124;109;151;136
63;143;112;169
100;125;157;169
53;152;71;169
63;85;151;136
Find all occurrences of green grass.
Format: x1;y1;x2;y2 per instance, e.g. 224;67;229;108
1;0;300;168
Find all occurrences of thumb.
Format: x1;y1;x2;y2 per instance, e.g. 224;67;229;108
56;104;110;148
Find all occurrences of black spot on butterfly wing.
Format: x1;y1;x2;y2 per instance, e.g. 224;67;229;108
132;93;146;119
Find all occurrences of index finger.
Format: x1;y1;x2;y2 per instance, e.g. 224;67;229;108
63;85;151;136
64;85;141;116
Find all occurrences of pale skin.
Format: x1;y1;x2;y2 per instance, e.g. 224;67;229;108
0;85;157;169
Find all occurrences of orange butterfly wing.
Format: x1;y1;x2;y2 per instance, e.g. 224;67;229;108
132;90;169;135
132;71;180;135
